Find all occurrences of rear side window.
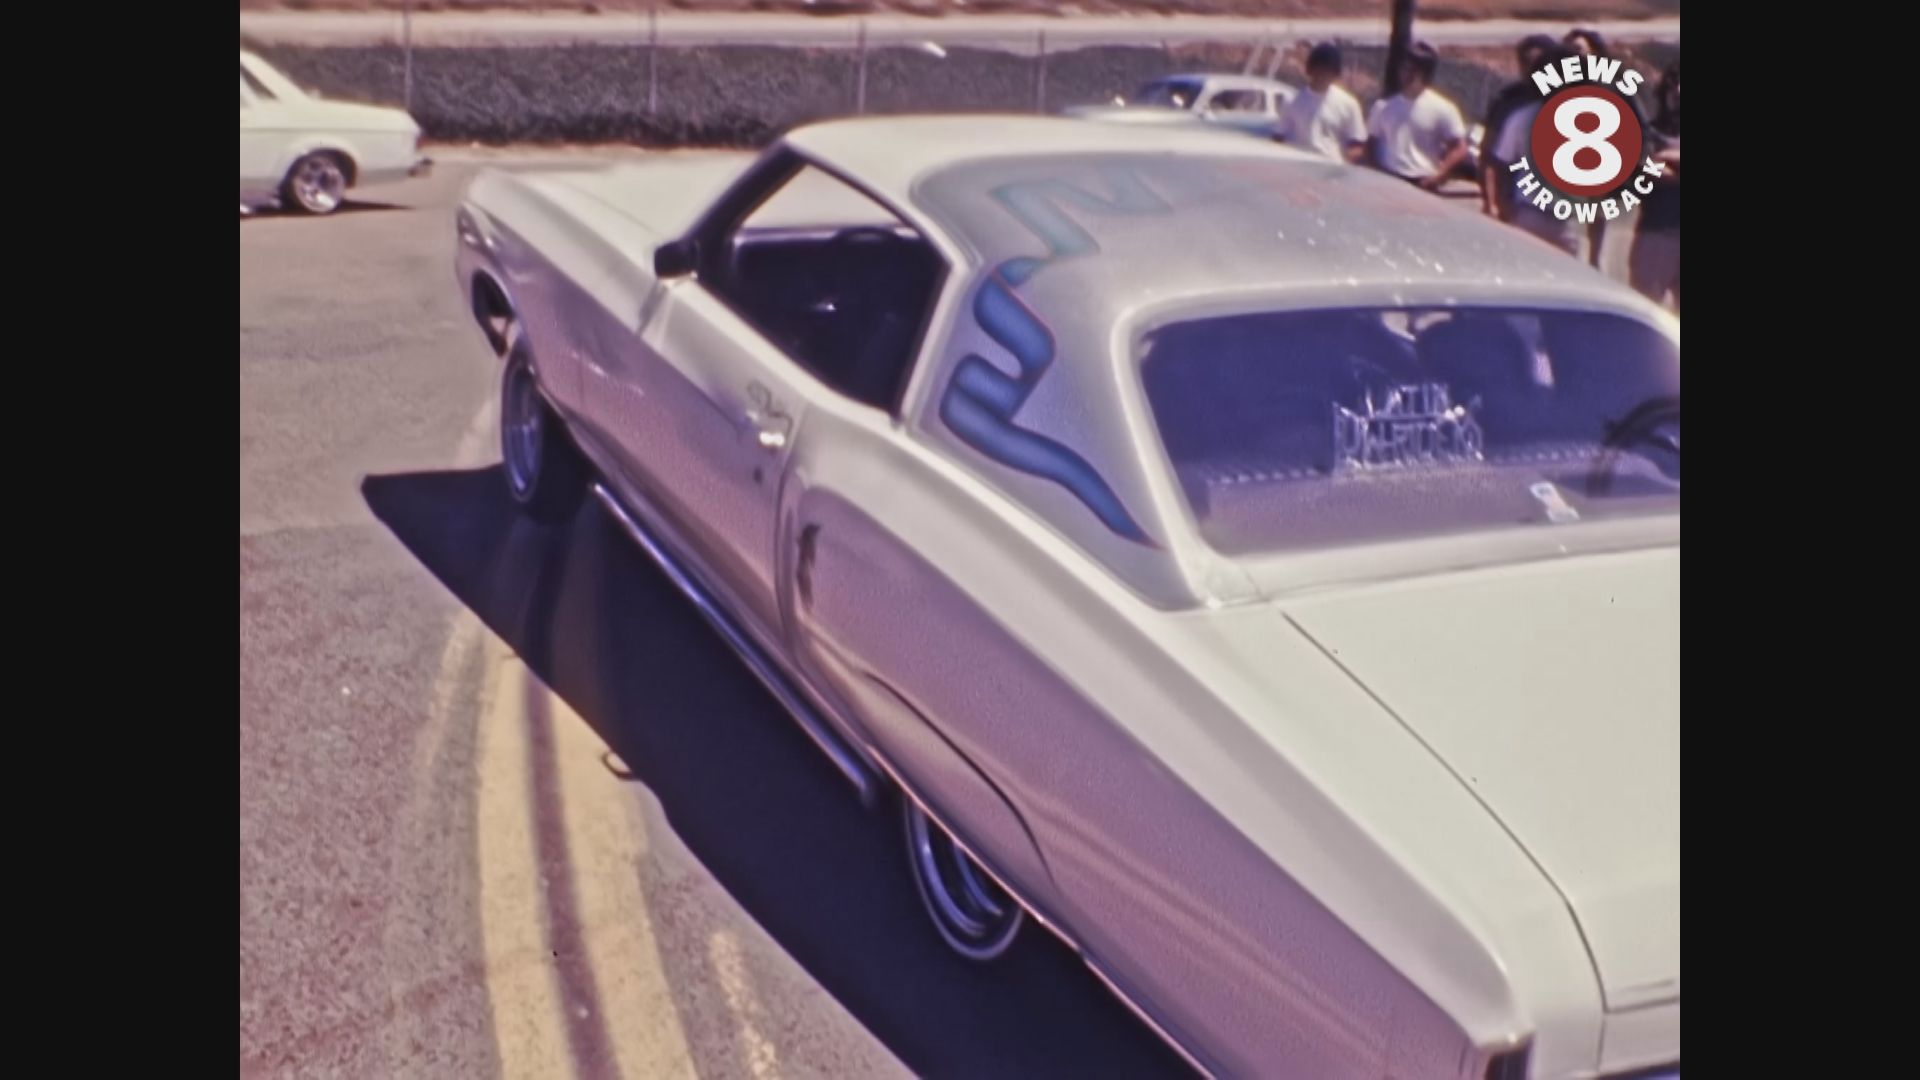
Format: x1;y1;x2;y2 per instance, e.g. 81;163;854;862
1209;89;1266;113
1131;79;1202;109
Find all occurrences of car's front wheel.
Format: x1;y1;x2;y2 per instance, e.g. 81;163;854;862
903;799;1023;961
500;345;588;523
281;151;349;215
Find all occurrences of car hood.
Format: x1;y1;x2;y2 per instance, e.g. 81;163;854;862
1276;546;1679;1012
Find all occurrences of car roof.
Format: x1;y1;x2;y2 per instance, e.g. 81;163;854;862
782;115;1667;604
786;115;1316;202
784;116;1632;304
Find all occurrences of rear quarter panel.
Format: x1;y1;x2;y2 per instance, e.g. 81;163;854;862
782;416;1497;1079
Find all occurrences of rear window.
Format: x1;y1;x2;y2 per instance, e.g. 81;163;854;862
1141;306;1679;554
1208;89;1266;113
1131;79;1204;109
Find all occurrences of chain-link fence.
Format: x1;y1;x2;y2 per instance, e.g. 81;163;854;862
244;18;1676;149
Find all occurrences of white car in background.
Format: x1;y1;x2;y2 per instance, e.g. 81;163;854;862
240;50;430;215
1064;74;1300;139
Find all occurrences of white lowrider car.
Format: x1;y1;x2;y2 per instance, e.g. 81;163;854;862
1065;74;1301;139
240;50;429;215
452;116;1679;1080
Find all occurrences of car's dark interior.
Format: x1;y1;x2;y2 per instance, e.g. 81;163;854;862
712;222;944;411
1144;310;1424;479
1414;314;1560;447
1143;308;1680;520
1139;307;1679;552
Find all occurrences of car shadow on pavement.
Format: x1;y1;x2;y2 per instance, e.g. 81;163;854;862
363;466;1193;1080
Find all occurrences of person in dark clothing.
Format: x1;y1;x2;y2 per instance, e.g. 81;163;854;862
1564;27;1610;59
1565;28;1651;133
1480;33;1560;219
1630;60;1681;312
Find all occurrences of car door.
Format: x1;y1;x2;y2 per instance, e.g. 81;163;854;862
585;156;936;641
620;277;811;639
239;74;283;196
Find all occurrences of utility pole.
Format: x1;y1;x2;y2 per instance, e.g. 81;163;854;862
648;3;659;115
855;20;868;115
402;0;415;112
1383;0;1416;98
1034;30;1048;113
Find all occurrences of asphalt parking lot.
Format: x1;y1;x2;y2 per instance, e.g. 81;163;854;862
238;150;1193;1079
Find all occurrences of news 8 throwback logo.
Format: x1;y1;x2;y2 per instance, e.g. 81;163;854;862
1509;54;1662;223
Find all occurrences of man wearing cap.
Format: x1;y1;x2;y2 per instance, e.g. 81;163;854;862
1275;43;1368;164
1480;34;1559;218
1366;41;1470;191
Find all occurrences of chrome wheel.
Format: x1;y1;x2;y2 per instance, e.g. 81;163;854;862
904;800;1023;960
497;343;588;523
286;153;346;214
502;358;544;500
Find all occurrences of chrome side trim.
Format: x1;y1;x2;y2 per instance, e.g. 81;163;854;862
591;483;881;805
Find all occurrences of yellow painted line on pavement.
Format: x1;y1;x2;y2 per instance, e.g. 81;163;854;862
429;398;906;1080
708;929;784;1079
474;641;578;1078
542;669;703;1080
376;395;501;1065
381;610;486;1067
454;393;498;471
475;641;700;1080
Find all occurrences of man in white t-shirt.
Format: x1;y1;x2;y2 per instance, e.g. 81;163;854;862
1366;42;1469;190
1275;43;1367;164
1489;43;1588;260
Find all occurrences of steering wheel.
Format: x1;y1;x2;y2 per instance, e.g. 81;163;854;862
791;226;900;375
824;226;903;305
1586;396;1680;497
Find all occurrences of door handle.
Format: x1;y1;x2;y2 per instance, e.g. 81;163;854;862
753;420;789;450
744;382;792;450
795;523;820;610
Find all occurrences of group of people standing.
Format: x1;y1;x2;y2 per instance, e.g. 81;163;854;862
1271;31;1680;313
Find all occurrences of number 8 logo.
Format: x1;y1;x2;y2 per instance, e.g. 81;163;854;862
1552;97;1623;186
1531;84;1643;199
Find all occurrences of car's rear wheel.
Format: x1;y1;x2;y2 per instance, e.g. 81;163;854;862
281;152;349;215
903;798;1023;961
501;345;588;523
